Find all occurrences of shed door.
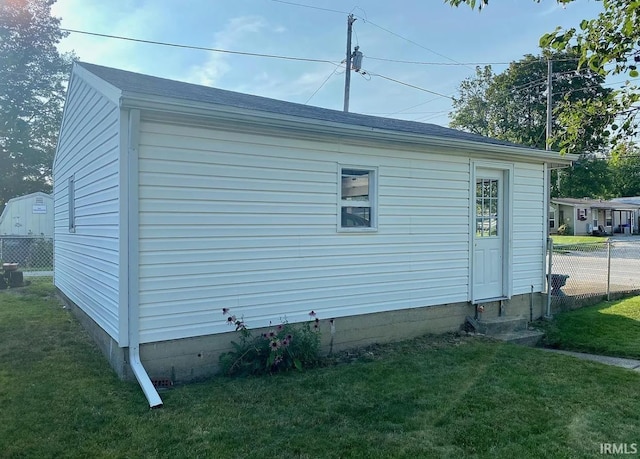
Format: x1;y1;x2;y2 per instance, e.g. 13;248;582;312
473;169;505;301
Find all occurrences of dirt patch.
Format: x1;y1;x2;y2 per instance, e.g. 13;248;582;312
322;332;490;366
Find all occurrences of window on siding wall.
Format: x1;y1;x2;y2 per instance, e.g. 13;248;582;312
549;207;556;229
339;167;376;230
475;178;499;237
68;175;76;233
606;210;612;227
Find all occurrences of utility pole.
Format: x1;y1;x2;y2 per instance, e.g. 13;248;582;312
343;14;356;112
546;58;553;150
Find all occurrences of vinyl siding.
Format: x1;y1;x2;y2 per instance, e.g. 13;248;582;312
512;162;546;293
137;121;473;343
53;74;122;342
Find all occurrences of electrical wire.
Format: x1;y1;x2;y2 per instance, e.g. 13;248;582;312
269;0;469;69
383;96;444;116
363;70;454;100
413;110;453;122
356;19;473;70
304;64;343;104
364;56;515;66
271;0;349;15
60;28;342;65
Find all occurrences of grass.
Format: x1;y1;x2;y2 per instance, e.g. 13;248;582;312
538;296;640;359
551;235;608;245
2;282;640;458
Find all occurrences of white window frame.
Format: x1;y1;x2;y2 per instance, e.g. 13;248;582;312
68;175;76;233
337;165;378;232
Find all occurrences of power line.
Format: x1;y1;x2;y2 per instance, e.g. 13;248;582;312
269;0;469;69
304;64;343;104
356;19;473;70
60;28;454;106
61;28;342;65
552;78;640;99
383;96;444;116
364;56;514;66
413;110;452;123
270;0;348;14
364;70;454;100
366;54;579;68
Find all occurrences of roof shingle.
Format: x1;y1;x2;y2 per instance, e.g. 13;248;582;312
77;61;542;151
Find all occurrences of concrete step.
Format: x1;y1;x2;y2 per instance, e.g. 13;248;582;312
491;329;545;347
476;315;528;335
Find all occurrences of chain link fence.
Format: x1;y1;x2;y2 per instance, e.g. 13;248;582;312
2;235;639;303
0;236;53;284
547;238;640;311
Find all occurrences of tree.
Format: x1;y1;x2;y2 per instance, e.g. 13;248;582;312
449;65;495;136
556;157;612;199
450;52;615;199
0;0;73;208
609;142;640;197
449;53;612;153
446;0;640;148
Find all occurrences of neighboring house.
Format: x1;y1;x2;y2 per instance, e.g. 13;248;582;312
550;197;640;235
0;192;54;237
53;62;572;407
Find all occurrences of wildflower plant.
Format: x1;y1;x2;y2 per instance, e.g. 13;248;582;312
219;309;321;376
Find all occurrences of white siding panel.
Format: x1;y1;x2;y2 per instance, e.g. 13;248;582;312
53;75;122;342
137;121;472;343
511;163;546;294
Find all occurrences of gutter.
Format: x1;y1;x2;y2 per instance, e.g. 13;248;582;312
126;108;162;408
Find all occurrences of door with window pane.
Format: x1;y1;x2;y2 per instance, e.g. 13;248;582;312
473;169;505;300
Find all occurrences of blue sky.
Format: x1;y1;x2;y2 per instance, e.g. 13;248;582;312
51;0;604;127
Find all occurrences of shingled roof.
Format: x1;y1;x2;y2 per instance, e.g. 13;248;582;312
552;197;640;210
76;61;547;152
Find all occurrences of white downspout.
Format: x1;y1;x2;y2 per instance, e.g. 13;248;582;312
127;108;162;408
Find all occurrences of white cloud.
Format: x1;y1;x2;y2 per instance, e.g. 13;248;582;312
185;16;268;87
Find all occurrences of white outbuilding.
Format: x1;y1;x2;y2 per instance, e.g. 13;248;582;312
53;62;572;407
0;192;53;237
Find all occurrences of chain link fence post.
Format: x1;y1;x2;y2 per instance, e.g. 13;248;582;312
546;237;553;318
606;240;612;301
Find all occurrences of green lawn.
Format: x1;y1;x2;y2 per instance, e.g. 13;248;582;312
2;283;640;458
551;235;609;245
538;296;640;359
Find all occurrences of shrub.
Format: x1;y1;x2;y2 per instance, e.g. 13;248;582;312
219;309;322;376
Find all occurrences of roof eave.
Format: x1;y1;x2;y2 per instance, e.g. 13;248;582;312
120;91;574;166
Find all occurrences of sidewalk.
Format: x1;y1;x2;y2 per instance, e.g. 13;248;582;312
539;348;640;372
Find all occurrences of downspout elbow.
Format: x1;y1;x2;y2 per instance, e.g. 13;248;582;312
129;344;163;408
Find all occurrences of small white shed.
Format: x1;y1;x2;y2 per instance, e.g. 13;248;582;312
54;62;571;407
0;192;53;237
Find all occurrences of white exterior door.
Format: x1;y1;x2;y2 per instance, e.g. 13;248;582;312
473;169;505;301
